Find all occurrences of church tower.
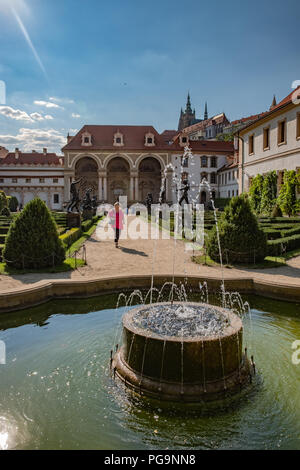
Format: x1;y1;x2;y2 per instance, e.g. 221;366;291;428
178;93;199;130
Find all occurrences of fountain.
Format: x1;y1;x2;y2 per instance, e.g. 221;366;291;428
112;146;256;405
112;302;253;403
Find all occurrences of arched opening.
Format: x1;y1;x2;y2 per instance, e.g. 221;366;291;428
107;157;130;204
75;157;99;198
138;157;161;203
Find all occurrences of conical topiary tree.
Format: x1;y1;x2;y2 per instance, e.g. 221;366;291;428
207;195;267;264
3;198;65;269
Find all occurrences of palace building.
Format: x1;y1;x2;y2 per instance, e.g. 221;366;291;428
0;148;64;209
62;125;234;206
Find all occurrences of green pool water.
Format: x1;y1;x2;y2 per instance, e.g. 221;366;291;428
0;294;299;450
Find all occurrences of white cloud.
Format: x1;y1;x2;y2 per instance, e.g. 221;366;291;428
0;128;66;153
0;106;55;122
49;96;74;104
30;112;44;121
34;100;64;109
0;105;33;122
71;113;81;118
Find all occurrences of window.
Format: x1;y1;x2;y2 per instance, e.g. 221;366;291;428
81;131;92;146
225;173;227;184
210;156;217;168
232;190;234;197
249;134;254;155
263;127;270;150
278;120;286;145
200;172;208;182
0;179;3;183
228;172;231;181
12;178;17;183
144;132;155;146
39;178;45;183
181;136;187;143
53;194;59;204
53;178;58;183
113;131;124;146
210;172;216;184
297;113;300;139
26;178;31;183
228;190;230;197
201;156;208;167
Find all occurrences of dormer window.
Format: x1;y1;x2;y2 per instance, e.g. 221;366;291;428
81;131;92;146
144;132;155;147
113;131;124;146
179;134;189;147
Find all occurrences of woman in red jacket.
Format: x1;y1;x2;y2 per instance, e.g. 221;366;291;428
109;202;124;248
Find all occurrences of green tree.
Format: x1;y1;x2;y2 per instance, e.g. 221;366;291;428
249;174;264;213
207;195;267;264
278;170;300;216
3;198;65;269
8;196;19;212
260;171;277;215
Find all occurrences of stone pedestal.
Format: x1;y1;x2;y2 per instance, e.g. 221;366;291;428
82;209;94;221
66;212;81;228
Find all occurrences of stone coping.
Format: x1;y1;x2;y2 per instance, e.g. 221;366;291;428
0;274;299;313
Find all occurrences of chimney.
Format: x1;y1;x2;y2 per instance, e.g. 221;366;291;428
0;146;8;158
67;133;73;143
43;148;47;155
15;148;20;159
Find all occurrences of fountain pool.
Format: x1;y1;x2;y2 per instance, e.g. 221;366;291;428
0;293;299;450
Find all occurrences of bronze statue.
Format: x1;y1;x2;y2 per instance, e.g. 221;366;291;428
67;178;82;213
179;179;190;206
82;188;93;211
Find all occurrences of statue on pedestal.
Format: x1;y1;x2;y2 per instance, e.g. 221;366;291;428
145;193;153;216
67;178;82;213
179;179;190;206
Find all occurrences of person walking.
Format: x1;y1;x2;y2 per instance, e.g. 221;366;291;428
109;202;124;248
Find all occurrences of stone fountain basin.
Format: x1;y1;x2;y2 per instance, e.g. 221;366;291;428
113;302;252;402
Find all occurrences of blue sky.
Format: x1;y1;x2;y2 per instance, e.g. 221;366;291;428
0;0;299;153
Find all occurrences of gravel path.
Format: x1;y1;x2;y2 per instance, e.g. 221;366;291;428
0;216;300;294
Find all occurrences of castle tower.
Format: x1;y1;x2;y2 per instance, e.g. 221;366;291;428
178;93;198;131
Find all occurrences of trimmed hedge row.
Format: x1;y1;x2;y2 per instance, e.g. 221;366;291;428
259;217;300;225
267;233;300;256
60;227;82;249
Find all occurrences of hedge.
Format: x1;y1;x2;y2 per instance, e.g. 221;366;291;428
258;217;300;224
3;198;65;269
214;198;231;210
60;227;82;249
267;233;300;256
81;219;93;232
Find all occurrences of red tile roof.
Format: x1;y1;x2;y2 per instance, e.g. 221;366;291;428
62;125;234;154
239;86;300;133
63;125;167;151
0;152;64;166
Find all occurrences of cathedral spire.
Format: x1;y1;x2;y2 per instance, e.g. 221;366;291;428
186;92;192;112
204;102;208;120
